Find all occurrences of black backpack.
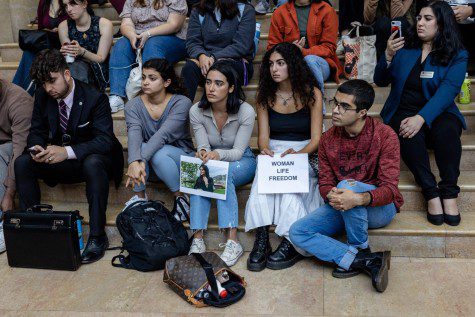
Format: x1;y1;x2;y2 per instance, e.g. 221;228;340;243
112;200;190;272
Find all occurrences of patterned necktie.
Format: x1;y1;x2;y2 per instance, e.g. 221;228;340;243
59;100;68;133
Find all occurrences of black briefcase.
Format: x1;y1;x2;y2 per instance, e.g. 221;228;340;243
3;204;83;271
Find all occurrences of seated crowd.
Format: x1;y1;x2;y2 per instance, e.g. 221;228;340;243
0;0;472;294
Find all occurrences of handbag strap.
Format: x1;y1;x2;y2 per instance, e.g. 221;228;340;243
192;253;220;299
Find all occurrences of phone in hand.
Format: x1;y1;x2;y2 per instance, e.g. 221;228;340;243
28;147;41;156
391;21;402;39
135;39;141;48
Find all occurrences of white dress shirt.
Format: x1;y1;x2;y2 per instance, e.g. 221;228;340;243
57;80;76;160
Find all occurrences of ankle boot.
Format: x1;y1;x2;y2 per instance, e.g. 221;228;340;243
266;238;302;270
247;226;271;271
350;250;391;293
332;247;372;279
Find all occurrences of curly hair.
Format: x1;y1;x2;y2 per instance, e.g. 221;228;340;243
256;42;321;110
30;49;69;85
406;0;464;66
134;0;163;10
142;58;186;95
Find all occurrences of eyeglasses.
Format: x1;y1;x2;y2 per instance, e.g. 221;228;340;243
329;98;358;114
62;134;71;147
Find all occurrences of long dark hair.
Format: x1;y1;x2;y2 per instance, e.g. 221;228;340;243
199;164;211;179
196;0;247;20
41;0;65;18
60;0;95;17
406;0;464;66
257;42;320;110
198;60;245;115
142;58;186;95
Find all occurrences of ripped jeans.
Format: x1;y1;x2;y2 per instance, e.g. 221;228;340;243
190;148;256;230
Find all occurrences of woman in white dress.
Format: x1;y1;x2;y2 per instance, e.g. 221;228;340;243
245;42;324;271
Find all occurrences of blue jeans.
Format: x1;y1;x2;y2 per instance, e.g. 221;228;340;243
12;50;36;95
134;144;193;193
289;180;397;270
304;55;330;93
109;35;186;97
190;148;256;230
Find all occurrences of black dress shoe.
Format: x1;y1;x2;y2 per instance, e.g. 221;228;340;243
266;238;302;270
332;247;372;279
81;235;109;264
427;212;444;226
444;213;461;226
247;226;272;272
350;250;391;293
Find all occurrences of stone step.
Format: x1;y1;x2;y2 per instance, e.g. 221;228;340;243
42;200;475;258
111;102;475;136
112;133;475;172
0;31;271;63
38;170;475;213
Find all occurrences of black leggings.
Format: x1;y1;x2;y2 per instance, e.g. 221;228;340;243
180;58;253;101
389;112;463;201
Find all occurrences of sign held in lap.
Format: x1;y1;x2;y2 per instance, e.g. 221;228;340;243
257;153;309;194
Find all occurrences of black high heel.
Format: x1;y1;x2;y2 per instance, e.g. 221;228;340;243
443;213;461;226
426;212;444;226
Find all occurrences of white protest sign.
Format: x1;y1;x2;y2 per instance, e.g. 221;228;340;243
179;156;229;200
257;153;309;194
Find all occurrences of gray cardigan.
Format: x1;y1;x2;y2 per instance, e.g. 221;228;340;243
189;101;255;162
185;4;256;61
125;94;194;164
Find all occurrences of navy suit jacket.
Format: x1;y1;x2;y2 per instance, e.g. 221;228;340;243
374;48;468;129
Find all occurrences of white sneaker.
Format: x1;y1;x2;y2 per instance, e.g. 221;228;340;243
174;195;190;222
0;222;5;253
109;95;125;113
189;238;206;255
123;194;147;210
219;240;243;267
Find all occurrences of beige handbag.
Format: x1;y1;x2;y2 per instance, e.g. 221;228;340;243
343;23;377;83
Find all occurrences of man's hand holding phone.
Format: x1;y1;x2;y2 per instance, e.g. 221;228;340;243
29;145;47;163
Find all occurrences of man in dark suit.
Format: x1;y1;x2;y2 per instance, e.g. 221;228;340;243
15;49;124;264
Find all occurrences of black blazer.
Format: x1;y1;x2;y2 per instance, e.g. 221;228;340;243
27;80;124;187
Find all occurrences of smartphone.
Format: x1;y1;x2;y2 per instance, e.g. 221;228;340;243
135;39;141;48
28;147;41;156
391;21;402;39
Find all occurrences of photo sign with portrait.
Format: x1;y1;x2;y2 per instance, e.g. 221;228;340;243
257;153;309;194
180;156;229;200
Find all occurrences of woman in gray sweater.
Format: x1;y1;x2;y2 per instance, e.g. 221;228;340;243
188;61;256;266
181;0;256;101
125;58;194;220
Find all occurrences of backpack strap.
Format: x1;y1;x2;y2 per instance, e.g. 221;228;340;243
192;253;220;300
111;254;133;269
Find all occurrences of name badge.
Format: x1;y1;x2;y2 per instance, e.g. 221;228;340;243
420;71;434;79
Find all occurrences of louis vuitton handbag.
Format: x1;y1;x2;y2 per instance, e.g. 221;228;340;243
163;252;247;307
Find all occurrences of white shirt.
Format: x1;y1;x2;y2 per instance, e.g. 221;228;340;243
57;80;76;160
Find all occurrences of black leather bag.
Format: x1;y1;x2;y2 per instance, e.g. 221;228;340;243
3;204;82;271
18;29;60;53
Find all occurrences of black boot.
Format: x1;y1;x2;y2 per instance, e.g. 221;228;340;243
266;238;302;270
332;247;371;279
350;250;391;293
247;226;271;271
